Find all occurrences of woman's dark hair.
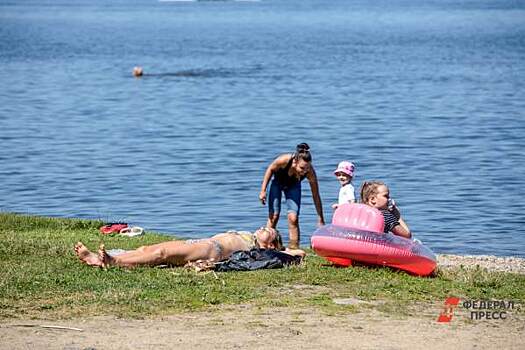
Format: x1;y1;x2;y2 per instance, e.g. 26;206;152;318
294;142;312;162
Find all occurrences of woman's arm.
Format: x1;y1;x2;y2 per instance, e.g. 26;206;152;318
259;154;290;205
284;247;306;258
397;217;412;237
391;223;412;239
306;166;325;225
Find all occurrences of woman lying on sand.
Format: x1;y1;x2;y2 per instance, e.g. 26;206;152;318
75;226;305;268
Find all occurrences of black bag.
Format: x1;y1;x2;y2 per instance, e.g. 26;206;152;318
215;248;301;272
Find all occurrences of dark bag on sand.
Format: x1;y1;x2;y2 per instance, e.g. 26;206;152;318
215;248;301;272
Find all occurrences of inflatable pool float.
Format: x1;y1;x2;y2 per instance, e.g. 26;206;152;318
311;204;436;276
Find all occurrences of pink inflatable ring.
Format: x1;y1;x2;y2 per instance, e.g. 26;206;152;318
311;204;436;276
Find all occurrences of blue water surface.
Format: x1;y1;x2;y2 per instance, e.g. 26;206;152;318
1;0;524;257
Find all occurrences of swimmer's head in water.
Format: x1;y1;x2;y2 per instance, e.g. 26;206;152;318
133;66;143;77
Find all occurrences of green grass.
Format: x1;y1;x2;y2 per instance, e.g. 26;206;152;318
1;212;524;319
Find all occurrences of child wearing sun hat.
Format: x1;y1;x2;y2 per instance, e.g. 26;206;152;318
331;161;356;210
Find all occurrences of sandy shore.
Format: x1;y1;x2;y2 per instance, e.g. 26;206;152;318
437;254;525;275
1;304;523;350
1;254;523;349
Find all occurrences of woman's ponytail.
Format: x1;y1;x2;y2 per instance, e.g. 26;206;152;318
294;143;312;162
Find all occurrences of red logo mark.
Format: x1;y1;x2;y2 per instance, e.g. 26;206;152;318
437;297;461;323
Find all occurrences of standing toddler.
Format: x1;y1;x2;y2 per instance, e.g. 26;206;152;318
332;161;356;210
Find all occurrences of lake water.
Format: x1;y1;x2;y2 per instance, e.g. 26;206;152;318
1;0;524;257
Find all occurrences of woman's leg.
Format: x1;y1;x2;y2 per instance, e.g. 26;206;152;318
77;240;217;268
284;182;302;248
286;212;300;249
267;180;282;229
112;240;219;267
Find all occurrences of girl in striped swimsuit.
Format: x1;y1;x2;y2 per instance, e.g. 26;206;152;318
360;180;412;239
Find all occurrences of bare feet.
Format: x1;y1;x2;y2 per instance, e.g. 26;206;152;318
74;242;103;267
98;244;114;268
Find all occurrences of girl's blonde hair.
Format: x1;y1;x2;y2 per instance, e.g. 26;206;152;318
360;180;386;204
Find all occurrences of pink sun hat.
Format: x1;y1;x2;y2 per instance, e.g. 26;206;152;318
333;161;355;177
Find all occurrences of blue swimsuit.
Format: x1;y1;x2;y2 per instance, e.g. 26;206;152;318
268;155;305;215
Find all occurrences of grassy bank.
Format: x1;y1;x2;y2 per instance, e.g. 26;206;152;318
1;213;524;319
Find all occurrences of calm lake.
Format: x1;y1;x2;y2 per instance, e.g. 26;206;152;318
1;0;524;257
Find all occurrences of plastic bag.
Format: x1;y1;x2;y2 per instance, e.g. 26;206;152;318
215;248;301;272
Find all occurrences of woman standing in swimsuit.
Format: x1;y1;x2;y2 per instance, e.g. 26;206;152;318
259;143;325;249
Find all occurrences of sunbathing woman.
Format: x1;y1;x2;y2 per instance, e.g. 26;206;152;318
74;227;305;268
